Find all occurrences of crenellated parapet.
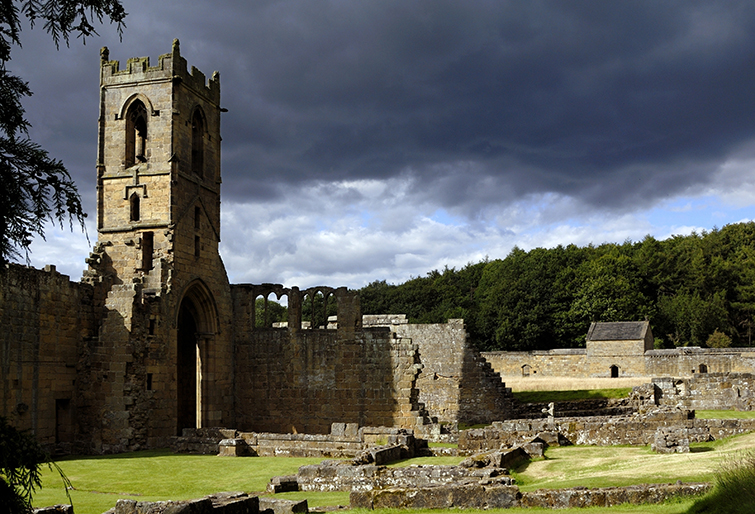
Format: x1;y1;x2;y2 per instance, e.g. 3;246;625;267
100;39;220;104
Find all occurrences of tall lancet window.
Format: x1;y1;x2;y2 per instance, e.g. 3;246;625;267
129;192;140;222
191;108;204;177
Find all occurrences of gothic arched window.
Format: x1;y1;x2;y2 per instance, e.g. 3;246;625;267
126;100;148;167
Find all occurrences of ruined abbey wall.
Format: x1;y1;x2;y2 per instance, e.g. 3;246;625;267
377;317;513;425
0;265;96;449
482;349;588;378
233;327;425;434
484;346;755;379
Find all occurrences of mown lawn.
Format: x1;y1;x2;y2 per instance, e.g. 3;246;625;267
33;431;755;514
512;387;632;403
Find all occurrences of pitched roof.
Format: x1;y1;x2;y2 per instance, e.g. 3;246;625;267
586;321;649;341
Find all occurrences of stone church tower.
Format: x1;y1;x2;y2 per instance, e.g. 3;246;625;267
82;40;234;451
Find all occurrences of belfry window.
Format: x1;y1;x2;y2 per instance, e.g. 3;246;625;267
126;100;148;167
129;192;140;222
191;109;204;177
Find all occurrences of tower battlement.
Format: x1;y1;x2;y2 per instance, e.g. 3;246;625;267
100;39;219;104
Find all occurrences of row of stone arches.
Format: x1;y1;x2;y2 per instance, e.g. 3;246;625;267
248;285;346;330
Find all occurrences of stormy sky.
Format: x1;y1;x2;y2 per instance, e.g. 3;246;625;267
14;0;755;287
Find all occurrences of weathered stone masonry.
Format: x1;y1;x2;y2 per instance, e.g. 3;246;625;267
484;320;755;379
0;42;513;453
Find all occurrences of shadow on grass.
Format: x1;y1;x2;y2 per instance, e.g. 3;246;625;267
55;449;176;462
689;447;714;453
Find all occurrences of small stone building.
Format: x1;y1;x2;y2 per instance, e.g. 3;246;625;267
586;321;654;377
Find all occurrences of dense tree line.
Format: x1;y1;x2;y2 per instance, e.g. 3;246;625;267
359;222;755;351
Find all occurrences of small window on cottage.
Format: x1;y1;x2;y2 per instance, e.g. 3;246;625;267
129;192;140;222
699;363;708;373
191;109;204;177
125;100;148;167
522;364;531;377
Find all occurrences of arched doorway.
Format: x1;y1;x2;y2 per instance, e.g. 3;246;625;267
175;281;218;436
610;365;619;378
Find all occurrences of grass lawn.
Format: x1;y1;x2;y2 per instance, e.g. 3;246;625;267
513;387;632;403
514;432;755;491
695;409;755;419
34;451;333;514
33;432;755;514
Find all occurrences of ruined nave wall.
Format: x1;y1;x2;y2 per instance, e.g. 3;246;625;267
233;327;425;434
0;264;96;449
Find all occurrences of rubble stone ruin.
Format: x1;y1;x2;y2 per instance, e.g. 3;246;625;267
4;39;754;513
0;41;513;455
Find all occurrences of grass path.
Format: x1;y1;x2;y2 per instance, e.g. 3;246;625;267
515;432;755;491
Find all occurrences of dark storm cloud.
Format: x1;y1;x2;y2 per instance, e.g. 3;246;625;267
16;1;755;216
211;0;755;214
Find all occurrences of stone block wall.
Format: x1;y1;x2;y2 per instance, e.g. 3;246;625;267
484;346;755;379
482;349;587;378
351;482;709;511
459;416;755;452
233;311;426;433
653;373;755;410
0;264;96;451
297;462;514;492
383;319;515;425
646;349;755;376
175;424;418;459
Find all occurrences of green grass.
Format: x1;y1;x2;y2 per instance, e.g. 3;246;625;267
513;387;632;403
513;432;755;492
32;432;755;514
34;450;331;514
687;451;755;513
695;410;755;419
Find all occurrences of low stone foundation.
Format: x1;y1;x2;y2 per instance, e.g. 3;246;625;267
174;424;426;459
460;414;755;453
350;482;710;510
33;506;73;514
513;398;635;419
111;493;307;514
295;461;516;492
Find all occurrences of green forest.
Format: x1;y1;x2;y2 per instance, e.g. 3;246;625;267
358;221;755;352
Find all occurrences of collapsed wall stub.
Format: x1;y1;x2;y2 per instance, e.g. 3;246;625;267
363;315;515;426
652;373;755;411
